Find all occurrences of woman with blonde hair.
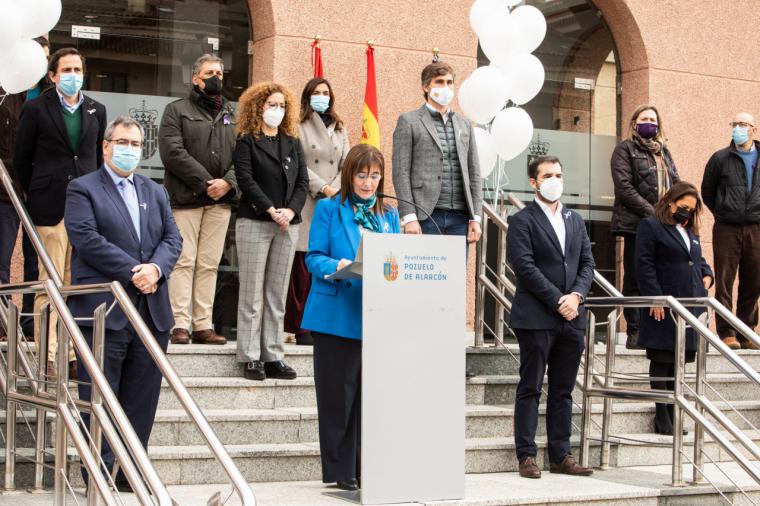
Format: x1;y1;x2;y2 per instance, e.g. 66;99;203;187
611;104;681;349
234;82;309;380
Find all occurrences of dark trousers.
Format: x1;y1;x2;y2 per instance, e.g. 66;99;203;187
284;251;311;336
649;360;675;430
0;202;38;335
313;331;361;483
621;233;640;335
514;323;584;463
420;209;470;258
713;222;760;340
77;299;169;482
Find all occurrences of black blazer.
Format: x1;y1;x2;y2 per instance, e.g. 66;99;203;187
635;217;713;352
14;91;107;226
233;133;308;223
507;201;595;330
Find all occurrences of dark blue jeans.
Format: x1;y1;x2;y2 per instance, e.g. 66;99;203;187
0;202;38;335
419;209;470;257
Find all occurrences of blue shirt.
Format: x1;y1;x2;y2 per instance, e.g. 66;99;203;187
737;145;758;191
56;89;84;113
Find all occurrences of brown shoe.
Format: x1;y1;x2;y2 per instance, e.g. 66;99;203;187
550;455;594;476
191;329;227;345
170;328;190;345
741;340;760;350
518;457;541;479
722;336;741;350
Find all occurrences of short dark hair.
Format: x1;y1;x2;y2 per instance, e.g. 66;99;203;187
33;37;49;49
421;61;455;100
48;47;86;75
528;155;562;180
654;181;703;234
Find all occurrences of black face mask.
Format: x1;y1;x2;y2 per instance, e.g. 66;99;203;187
201;75;222;95
672;206;694;226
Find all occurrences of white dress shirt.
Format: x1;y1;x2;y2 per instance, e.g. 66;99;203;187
535;198;566;255
675;224;690;252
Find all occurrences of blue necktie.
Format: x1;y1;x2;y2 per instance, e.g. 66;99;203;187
118;179;141;241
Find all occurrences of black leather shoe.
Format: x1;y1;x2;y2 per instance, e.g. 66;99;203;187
115;479;133;493
265;360;297;380
244;361;265;381
336;479;359;491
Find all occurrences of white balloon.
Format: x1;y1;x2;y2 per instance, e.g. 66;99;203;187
0;39;48;94
13;0;62;39
505;0;523;6
0;0;23;59
491;107;534;161
459;65;510;125
501;53;545;105
457;78;492;125
478;11;522;68
469;0;507;38
511;5;547;53
473;127;498;178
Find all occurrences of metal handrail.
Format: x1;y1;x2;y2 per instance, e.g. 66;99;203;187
0;160;255;504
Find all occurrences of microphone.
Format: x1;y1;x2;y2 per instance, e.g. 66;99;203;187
376;192;442;235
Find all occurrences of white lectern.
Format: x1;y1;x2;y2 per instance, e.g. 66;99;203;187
356;233;466;505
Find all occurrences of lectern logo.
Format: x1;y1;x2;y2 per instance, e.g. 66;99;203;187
383;254;399;282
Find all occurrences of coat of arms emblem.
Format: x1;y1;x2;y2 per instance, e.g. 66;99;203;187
129;100;159;160
383;254;399;282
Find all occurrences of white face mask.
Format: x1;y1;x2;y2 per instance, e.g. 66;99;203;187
428;86;454;106
263;106;285;128
537;177;563;203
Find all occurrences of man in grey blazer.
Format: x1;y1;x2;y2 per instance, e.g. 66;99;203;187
392;61;483;244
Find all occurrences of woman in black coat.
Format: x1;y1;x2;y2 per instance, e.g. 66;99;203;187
233;82;309;381
635;182;713;435
611;105;680;349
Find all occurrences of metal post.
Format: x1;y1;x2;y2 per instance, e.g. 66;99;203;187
580;312;596;467
600;309;618;469
494;217;505;346
54;320;70;503
87;304;107;506
4;302;19;492
671;314;686;487
474;214;488;348
33;304;51;492
692;319;708;484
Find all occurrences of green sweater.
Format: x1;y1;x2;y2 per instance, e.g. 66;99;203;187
61;107;82;151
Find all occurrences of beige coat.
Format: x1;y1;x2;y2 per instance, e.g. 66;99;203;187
296;113;350;251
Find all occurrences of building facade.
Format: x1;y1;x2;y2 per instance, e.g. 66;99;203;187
9;0;759;332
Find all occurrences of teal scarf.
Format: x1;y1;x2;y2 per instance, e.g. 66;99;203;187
350;194;381;232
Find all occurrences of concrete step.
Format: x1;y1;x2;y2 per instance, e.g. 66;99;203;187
145;400;760;446
47;429;760;486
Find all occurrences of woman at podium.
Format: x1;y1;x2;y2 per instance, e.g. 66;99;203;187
301;144;400;491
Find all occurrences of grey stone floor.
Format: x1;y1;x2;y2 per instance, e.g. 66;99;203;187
1;462;758;505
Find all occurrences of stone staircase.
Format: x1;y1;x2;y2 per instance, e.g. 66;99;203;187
3;342;760;503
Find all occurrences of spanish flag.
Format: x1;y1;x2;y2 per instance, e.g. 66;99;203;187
361;43;380;148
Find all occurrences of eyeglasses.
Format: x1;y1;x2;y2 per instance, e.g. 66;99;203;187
109;139;142;148
730;122;755;128
355;173;382;182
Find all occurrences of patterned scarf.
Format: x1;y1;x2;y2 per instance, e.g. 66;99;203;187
350;194;381;232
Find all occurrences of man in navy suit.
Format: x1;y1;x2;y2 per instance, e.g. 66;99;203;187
507;155;595;479
65;116;182;490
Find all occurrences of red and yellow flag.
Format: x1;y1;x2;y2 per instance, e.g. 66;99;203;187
311;37;324;78
361;43;380;148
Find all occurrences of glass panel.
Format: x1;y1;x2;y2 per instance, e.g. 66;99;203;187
50;0;251;338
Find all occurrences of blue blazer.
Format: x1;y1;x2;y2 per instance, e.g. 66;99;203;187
64;166;183;332
635;216;713;352
301;196;400;340
507;200;595;330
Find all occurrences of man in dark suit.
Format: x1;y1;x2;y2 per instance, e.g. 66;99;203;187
507;155;595;479
64;116;182;490
14;47;107;375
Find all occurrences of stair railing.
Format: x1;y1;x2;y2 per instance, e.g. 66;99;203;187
0;160;256;505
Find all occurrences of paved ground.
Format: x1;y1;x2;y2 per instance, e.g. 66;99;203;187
1;462;757;505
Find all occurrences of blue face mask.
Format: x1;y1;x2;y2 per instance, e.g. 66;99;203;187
111;145;141;173
310;95;330;113
58;72;84;97
733;126;750;146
